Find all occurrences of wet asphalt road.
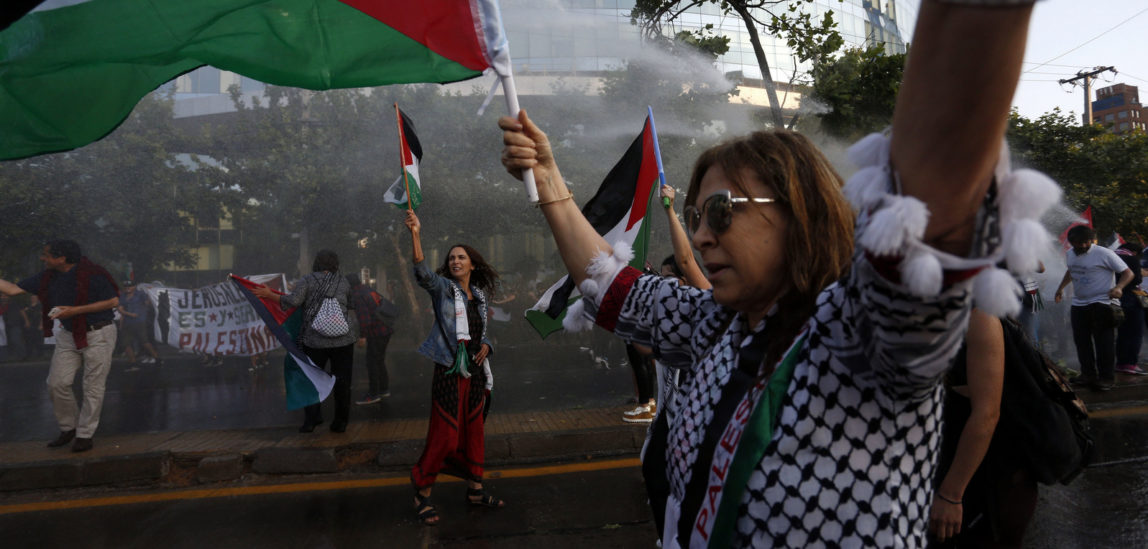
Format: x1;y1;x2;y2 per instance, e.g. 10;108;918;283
1;461;656;549
4;425;1148;549
0;332;636;442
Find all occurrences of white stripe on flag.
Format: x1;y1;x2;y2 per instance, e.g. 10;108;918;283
292;353;335;402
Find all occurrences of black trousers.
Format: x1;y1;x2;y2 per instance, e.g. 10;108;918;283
1070;303;1118;383
301;343;354;426
364;332;392;394
1116;292;1144;366
626;343;656;403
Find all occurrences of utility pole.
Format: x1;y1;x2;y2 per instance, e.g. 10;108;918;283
1060;66;1116;126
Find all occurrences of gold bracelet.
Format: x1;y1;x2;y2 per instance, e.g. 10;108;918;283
536;192;574;207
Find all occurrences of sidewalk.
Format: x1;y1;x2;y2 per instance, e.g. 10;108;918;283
0;405;649;493
3;371;1147;496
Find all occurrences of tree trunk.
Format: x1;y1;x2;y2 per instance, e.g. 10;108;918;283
296;227;310;279
389;232;425;329
733;4;785;128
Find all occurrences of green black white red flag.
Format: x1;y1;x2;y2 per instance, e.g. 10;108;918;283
230;274;335;411
383;106;423;210
525;113;662;338
0;0;513;160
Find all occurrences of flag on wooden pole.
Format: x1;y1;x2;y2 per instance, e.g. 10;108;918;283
383;106;423;210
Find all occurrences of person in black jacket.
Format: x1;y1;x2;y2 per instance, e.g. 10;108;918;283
1115;242;1147;375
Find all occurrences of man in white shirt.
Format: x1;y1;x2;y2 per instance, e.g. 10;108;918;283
1055;226;1134;391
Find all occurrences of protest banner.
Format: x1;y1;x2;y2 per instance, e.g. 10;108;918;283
142;274;287;357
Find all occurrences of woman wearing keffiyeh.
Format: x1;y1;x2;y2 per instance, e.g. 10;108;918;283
500;1;1053;546
404;210;503;526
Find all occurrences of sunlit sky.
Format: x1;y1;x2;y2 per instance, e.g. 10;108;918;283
1010;0;1148;119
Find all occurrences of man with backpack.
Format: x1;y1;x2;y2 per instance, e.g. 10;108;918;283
1055;225;1134;391
348;274;396;404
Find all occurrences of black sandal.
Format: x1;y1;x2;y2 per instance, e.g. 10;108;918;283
414;491;439;525
466;486;505;508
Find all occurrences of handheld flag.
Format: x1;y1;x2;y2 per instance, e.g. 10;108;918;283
1;0;512;160
1107;232;1126;251
383;106;424;210
525;113;661;338
1059;205;1093;251
648;106;672;209
231;275;334;410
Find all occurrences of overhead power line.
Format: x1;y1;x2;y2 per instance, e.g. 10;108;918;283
1024;6;1148;73
1120;72;1148;85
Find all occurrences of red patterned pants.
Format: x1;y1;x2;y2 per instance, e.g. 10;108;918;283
411;363;487;488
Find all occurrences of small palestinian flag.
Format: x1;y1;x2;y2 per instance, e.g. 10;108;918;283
383;107;424;210
526;112;661;338
231;275;334;411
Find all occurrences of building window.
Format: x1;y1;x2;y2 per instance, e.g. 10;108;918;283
1119;110;1129;119
1119;122;1129;131
1105;113;1115;122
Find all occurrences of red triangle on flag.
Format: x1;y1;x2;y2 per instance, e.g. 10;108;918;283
627;118;659;231
339;0;490;72
1058;205;1093;250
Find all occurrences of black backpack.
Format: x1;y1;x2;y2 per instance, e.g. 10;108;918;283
370;290;398;328
996;318;1094;485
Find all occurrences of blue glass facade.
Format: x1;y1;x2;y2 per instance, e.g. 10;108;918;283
501;0;917;83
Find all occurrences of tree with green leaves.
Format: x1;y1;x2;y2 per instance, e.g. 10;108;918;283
1008;108;1148;238
808;45;905;140
631;0;844;129
0;90;228;281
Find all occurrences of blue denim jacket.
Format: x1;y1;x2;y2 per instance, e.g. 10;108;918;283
414;261;493;366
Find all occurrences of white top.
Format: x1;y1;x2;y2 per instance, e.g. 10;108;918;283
1066;245;1128;306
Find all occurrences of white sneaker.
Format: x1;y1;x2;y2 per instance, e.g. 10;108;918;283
622;401;657;423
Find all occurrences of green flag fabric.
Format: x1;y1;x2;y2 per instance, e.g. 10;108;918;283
0;0;509;160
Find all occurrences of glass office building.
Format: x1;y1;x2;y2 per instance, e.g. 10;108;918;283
500;0;916;83
174;1;916;112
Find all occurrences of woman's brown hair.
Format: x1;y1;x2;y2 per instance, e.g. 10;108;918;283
437;244;500;298
685;130;855;368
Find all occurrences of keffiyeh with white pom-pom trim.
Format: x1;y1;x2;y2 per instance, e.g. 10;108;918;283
844;132;1060;317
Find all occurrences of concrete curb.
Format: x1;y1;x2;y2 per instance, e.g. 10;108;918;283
0;452;169;492
0;424;647;494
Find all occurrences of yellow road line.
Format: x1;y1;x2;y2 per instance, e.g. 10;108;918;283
1091;405;1148;419
0;457;641;515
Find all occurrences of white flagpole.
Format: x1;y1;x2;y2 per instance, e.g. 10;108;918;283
500;70;539;203
476;0;538;204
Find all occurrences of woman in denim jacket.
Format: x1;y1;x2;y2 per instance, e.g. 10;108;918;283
404;210;503;526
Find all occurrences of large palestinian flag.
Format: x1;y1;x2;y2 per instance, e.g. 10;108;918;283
526;114;661;338
231;275;335;411
0;0;510;160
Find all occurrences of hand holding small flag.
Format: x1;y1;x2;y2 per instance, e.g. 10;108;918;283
405;210;421;235
660;185;675;210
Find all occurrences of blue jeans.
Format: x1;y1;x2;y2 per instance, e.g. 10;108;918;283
1017;293;1041;348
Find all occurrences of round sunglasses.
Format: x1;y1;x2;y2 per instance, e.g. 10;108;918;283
683;190;776;237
